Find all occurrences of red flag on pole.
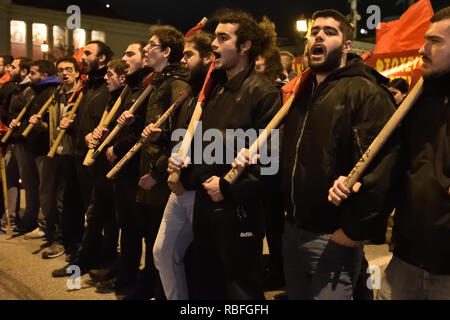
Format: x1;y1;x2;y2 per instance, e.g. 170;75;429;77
185;17;208;39
375;0;434;53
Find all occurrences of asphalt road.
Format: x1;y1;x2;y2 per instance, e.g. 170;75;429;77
0;229;392;300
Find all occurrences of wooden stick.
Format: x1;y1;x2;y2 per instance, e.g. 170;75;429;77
0;148;11;234
47;91;84;158
344;77;424;188
1;93;35;143
223;73;307;184
82;85;130;166
22;90;57;137
167;61;216;184
106;89;190;179
87;83;155;165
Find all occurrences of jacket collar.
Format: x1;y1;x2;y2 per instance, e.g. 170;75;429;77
125;67;152;88
211;63;255;92
87;66;107;85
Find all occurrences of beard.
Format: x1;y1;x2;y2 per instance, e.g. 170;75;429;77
85;58;99;74
308;44;344;74
187;62;209;90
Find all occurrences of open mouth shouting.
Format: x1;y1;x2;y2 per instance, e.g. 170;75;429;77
311;43;326;60
213;51;222;63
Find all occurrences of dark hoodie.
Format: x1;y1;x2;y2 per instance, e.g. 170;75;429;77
393;72;450;274
281;54;398;243
24;75;61;156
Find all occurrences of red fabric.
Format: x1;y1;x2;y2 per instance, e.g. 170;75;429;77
184;18;207;39
375;0;433;53
142;72;154;87
198;60;215;102
0;72;11;87
281;68;312;104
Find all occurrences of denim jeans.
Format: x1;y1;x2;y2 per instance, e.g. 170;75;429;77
153;191;195;300
377;255;450;300
283;220;363;300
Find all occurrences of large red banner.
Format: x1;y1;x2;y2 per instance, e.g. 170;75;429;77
364;49;423;91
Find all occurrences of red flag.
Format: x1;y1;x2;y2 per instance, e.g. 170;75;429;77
198;59;215;102
375;0;433;53
0;72;11;87
184;17;208;39
281;68;312;104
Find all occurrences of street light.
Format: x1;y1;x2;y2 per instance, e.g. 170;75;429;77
41;40;49;59
296;18;308;33
296;17;309;57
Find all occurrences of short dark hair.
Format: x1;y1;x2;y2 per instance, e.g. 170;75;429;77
389;78;409;94
149;25;185;63
16;57;32;74
0;54;14;65
56;56;80;73
213;9;275;62
430;6;450;23
129;41;147;58
185;32;214;58
107;59;127;76
312;9;354;42
87;40;113;64
31;60;57;76
261;46;283;83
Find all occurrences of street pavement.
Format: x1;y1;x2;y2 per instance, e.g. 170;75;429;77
0;229;392;300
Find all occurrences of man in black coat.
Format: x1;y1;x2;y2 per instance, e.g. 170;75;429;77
280;10;397;300
171;10;281;299
330;6;450;300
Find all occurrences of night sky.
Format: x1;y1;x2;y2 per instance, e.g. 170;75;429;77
13;0;450;42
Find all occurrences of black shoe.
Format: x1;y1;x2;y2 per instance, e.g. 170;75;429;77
52;264;87;278
123;285;155;300
89;267;117;283
96;278;119;294
263;270;286;291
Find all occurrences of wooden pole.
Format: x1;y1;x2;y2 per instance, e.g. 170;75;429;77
106;89;190;179
47;91;84;158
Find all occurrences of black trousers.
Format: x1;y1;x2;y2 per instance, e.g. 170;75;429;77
114;159;165;294
191;189;265;300
77;154;118;268
62;155;88;256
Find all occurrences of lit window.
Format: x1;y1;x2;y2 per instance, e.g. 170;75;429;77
73;28;86;50
91;30;105;43
10;20;26;57
53;26;68;48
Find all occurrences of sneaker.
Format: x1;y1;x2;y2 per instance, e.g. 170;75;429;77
24;227;45;240
42;243;65;259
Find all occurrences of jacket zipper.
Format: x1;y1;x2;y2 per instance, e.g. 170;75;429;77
290;110;310;219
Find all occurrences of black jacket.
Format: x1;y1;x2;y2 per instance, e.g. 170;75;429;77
0;80;18;123
281;56;398;243
136;63;188;206
22;76;61;156
4;80;33;143
71;67;109;156
393;72;450;274
180;63;281;218
109;67;153;159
